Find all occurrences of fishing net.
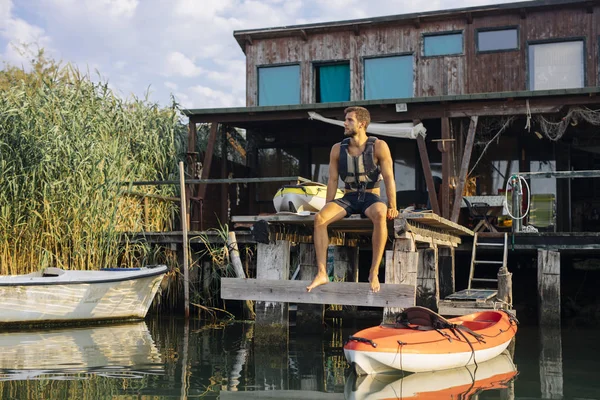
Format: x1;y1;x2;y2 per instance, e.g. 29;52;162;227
535;107;600;141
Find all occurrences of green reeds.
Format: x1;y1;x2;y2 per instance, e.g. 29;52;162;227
0;53;186;274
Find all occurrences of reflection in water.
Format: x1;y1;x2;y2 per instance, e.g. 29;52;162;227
345;351;517;400
1;317;599;399
0;321;163;380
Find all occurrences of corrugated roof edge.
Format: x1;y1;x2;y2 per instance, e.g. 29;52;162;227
232;0;590;51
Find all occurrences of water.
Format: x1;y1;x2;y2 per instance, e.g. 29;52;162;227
0;316;598;399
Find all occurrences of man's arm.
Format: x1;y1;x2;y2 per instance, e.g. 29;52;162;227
376;140;399;219
326;143;341;202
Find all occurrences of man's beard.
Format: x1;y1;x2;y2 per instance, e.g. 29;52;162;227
344;127;356;137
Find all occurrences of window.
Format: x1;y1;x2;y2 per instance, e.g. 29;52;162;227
258;64;300;106
364;55;413;100
315;63;350;103
477;28;518;52
528;40;584;90
424;32;463;56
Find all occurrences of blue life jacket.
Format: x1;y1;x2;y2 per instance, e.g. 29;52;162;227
338;136;382;191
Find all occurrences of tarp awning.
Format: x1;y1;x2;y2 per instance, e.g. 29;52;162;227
308;111;426;139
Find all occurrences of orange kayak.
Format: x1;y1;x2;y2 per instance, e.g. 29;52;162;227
344;307;518;375
345;350;518;400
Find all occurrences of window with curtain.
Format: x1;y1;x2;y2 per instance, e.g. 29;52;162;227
528;40;584;90
258;64;300;106
364;55;413;100
477;28;518;52
423;32;463;56
316;63;350;103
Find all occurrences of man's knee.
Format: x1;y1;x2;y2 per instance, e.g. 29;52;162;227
368;205;387;222
314;211;329;228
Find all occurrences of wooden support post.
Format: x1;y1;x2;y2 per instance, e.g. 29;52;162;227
416;246;439;311
537;249;561;326
296;243;324;331
351;246;359;283
539;326;563;399
416;134;440;215
437;247;455;299
451;116;478;223
188;119;200;230
384;238;417;323
331;246;353;282
497;266;513;308
179;161;190;318
440;117;451;219
202;261;211;300
228;232;254;319
255;240;290;346
221;125;229;224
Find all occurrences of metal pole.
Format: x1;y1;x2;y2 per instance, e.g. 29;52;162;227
511;175;522;233
179;161;190;318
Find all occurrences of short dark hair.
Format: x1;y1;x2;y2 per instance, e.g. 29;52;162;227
344;106;370;128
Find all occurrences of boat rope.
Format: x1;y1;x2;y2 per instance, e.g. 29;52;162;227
499;309;519;325
347;335;377;348
395;340;406;374
452;326;479;369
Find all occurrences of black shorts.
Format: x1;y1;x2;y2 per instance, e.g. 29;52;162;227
331;192;385;218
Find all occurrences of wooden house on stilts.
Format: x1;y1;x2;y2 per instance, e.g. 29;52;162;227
171;0;600;329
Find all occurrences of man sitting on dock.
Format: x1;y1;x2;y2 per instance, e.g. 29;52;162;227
307;106;399;293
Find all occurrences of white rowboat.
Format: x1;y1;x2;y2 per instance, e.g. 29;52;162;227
0;265;168;326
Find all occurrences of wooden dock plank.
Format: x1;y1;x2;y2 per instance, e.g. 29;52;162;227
221;278;415;308
231;213;473;237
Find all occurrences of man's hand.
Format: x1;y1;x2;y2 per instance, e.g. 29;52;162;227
387;207;399;220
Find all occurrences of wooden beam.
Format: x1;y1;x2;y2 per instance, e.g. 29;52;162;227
221;125;229;223
519;170;600;179
537;249;560;326
451;116;478;223
221;278;416;308
440;117;451;219
198;123;219;201
187;121;199;230
417;135;440;215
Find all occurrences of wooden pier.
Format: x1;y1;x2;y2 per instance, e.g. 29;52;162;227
222;212;474;337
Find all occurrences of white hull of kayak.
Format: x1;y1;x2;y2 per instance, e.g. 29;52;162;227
345;351;517;400
0;265;167;325
273;192;327;213
344;339;512;374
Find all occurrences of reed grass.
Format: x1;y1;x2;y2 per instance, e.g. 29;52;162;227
0;52;187;274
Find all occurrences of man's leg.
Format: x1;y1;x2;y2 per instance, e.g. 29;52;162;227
306;202;347;292
364;202;388;293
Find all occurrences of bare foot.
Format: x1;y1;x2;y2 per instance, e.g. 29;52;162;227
369;273;380;293
307;272;329;292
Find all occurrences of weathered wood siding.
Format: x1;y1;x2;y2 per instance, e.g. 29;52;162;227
244;3;599;106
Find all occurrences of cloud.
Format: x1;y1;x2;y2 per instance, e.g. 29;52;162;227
47;0;139;20
164;51;203;78
187;84;244;108
1;0;532;110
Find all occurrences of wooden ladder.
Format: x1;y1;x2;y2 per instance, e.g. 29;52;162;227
467;232;508;290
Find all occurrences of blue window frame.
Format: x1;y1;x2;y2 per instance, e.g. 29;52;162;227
315;63;350;103
424;32;463;56
477;28;518;52
258;64;300;106
364;55;413;100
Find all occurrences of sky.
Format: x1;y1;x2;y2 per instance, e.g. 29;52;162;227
0;0;530;111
